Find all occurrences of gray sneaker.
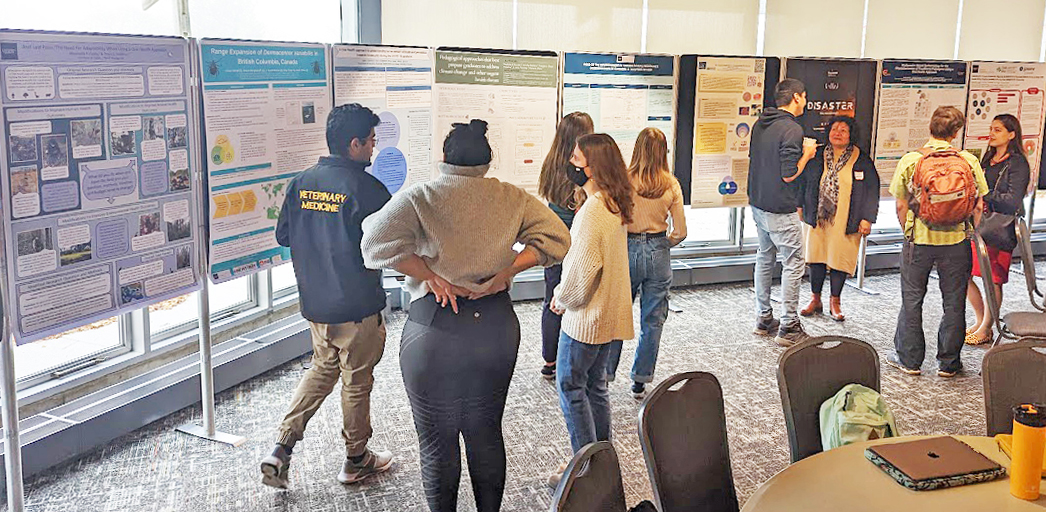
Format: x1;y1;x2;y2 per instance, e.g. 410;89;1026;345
337;449;394;484
886;353;922;376
753;316;780;336
774;322;810;347
260;445;291;489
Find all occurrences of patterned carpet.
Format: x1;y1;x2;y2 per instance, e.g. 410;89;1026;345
11;265;1031;512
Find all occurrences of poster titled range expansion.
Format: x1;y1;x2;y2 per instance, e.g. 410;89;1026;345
0;31;202;343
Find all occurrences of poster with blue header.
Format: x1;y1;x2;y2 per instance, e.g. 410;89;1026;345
0;30;202;344
199;39;331;283
562;52;676;164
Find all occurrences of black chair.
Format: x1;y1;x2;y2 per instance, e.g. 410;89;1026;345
982;340;1046;436
637;372;739;512
1013;217;1046;311
974;233;1046;347
777;336;880;463
551;441;627;512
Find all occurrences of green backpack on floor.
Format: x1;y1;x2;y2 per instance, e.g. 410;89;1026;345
819;383;899;451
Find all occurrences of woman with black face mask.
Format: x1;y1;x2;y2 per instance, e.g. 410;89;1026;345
536;112;595;380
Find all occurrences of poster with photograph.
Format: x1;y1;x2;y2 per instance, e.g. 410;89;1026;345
199;39;331;283
785;58;877;152
689;56;768;208
963;61;1046;187
562;53;675;164
333;44;433;193
433;49;558;195
0;30;201;343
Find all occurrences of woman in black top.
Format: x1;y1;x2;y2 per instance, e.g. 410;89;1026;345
966;113;1031;345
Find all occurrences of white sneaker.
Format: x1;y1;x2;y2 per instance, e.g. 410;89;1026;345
337;449;394;484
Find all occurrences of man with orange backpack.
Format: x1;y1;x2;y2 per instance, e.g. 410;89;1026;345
888;106;988;378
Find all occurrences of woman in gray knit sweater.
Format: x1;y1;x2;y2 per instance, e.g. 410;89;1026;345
361;120;570;512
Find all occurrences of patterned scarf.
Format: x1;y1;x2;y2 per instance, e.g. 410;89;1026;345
817;144;855;226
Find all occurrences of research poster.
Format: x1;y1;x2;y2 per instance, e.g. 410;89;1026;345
200;39;330;283
0;31;201;343
562;53;675;164
963;61;1046;186
433;49;558;195
785;58;877;152
689;56;767;208
333;44;433;193
875;60;969;194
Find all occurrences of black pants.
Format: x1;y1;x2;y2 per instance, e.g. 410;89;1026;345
893;240;971;373
400;292;520;512
809;263;847;297
541;264;563;364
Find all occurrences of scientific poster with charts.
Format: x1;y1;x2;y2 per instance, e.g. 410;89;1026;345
0;31;201;343
875;60;969;196
333;44;433;193
199;39;330;283
690;56;767;208
433;49;558;195
963;62;1046;187
561;53;675;164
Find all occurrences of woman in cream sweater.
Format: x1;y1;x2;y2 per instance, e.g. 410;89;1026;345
549;133;635;486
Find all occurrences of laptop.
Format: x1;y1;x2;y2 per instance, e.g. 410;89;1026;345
864;436;1006;491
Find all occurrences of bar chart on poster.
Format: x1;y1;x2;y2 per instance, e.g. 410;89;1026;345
562;52;675;164
0;31;202;343
333;44;433;193
199;39;331;283
433;49;558;195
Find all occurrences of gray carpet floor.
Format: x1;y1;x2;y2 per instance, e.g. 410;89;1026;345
11;265;1035;512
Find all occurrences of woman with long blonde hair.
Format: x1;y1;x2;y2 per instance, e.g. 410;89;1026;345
547;133;635;487
605;127;687;399
537;112;594;380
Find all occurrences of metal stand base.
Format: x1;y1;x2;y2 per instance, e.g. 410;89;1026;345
667;298;683;313
844;279;880;296
176;423;247;446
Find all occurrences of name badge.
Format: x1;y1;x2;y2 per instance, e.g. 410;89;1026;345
855;171;865;181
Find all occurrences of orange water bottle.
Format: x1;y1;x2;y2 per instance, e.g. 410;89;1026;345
1010;404;1046;500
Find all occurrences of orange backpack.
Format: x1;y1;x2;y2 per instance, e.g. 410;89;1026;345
907;148;978;228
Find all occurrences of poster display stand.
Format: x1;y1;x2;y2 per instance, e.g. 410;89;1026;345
1;291;25;512
199;39;331;284
433;48;558;195
332;44;434;192
561;52;676;164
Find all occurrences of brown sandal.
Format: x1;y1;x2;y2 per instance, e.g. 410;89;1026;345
964;332;990;345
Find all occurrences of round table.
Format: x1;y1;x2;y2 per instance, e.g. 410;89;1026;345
741;436;1046;511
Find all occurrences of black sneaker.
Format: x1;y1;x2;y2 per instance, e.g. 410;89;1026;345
753;316;780;336
337;448;394;484
261;445;291;489
774;321;810;347
885;353;922;376
540;363;556;380
630;382;646;400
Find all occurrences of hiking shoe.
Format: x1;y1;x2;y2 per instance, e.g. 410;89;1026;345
547;461;569;489
260;445;291;489
885;353;922;375
631;382;646;400
937;366;962;378
774;322;810;347
541;363;556;380
337;449;394;484
753;316;780;336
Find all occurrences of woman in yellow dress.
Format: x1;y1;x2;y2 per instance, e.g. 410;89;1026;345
798;116;880;321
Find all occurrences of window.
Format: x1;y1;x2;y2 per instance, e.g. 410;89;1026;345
764;0;864;58
3;0;179;36
14;317;125;382
958;0;1046;61
271;264;299;297
681;207;733;245
149;276;256;339
381;0;513;48
189;0;343;43
864;0;961;59
517;0;642;53
646;0;759;55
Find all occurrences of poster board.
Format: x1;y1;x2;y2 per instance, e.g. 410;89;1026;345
433;48;559;195
199;39;331;283
785;58;878;153
561;52;675;164
332;44;433;193
874;60;969;195
0;30;202;343
963;61;1046;188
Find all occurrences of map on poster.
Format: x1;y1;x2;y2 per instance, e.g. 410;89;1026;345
333;45;433;193
433;49;558;195
875;60;969;195
964;61;1046;187
690;56;766;208
200;40;330;283
0;31;201;343
562;53;675;164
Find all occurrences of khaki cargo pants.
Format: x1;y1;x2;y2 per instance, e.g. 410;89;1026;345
276;313;386;457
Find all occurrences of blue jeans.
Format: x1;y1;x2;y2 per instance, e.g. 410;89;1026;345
606;236;671;384
556;332;612;453
751;206;805;326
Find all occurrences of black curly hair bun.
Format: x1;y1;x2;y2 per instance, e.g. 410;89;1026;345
444;118;492;166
